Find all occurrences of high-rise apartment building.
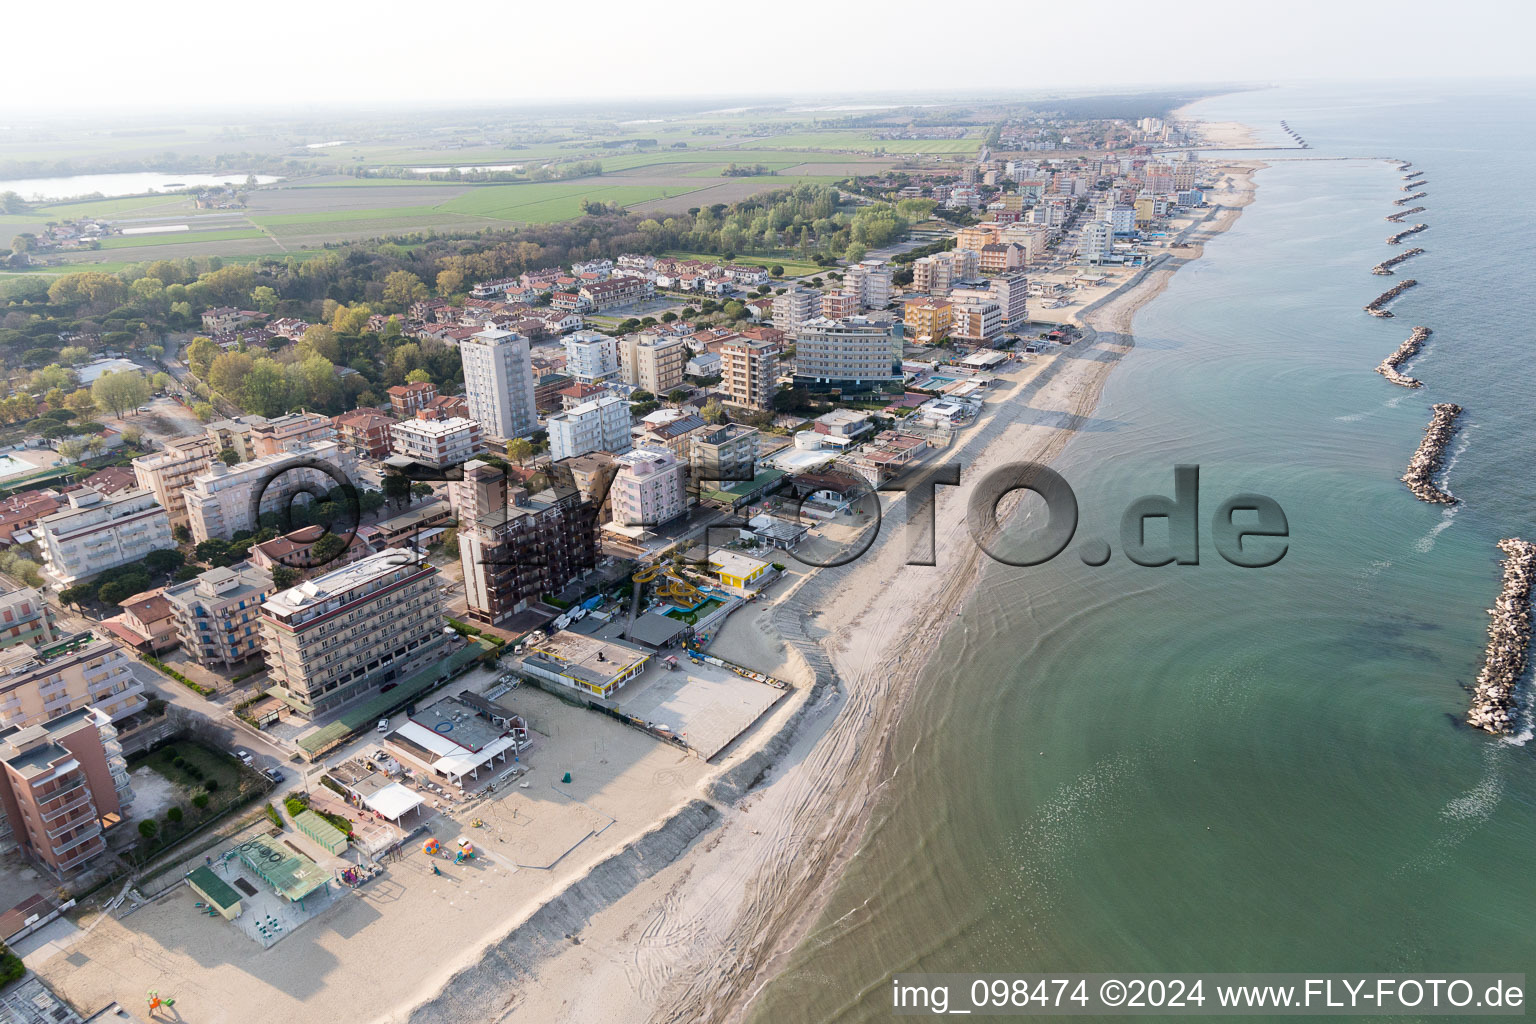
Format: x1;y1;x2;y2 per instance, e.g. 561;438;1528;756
618;332;687;395
132;435;217;527
562;331;620;384
689;424;758;487
164;562;275;668
0;631;145;730
184;441;356;543
454;461;600;625
791;316;903;392
609;446;689;527
719;337;778;411
771;287;821;340
843;259;893;309
0;707;132;878
460;327;538;441
547;395;632;462
260;548;448;717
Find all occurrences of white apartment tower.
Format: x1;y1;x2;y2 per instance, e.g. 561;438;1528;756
609;447;688;528
547;395;633;462
37;488;173;587
843;259;893;310
460;327;538;441
562;331;620;384
771;287;821;340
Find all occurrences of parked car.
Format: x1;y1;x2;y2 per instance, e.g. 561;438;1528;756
377;719;390;733
235;749;253;766
264;767;284;783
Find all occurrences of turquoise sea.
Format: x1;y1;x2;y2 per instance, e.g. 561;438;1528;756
752;83;1536;1020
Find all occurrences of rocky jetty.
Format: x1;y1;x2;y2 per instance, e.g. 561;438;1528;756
1403;169;1424;180
1365;279;1418;316
1279;120;1310;148
1387;224;1429;245
1372;247;1425;275
1387;206;1427;223
1401;403;1462;504
1466;538;1536;735
1401;181;1428;191
1375;326;1433;387
1395;191;1428;205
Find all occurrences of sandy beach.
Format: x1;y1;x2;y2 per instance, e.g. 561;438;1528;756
25;151;1262;1024
428;161;1264;1024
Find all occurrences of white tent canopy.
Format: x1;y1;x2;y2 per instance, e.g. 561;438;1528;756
363;781;424;821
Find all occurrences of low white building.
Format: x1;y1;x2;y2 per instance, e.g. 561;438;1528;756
38;488;172;587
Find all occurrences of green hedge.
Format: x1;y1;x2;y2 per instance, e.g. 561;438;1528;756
140;654;213;696
0;943;23;988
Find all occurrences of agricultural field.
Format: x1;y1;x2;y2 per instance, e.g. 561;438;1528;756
96;227;269;249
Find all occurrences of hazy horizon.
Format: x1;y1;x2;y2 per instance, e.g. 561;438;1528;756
9;0;1535;113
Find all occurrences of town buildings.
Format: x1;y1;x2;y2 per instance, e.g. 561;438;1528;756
0;631;145;730
609;446;689;527
249;525;370;576
904;300;954;343
333;409;395;459
37;488;173;587
460;327;538;441
0;581;55;651
912;249;980;294
389;416;483;469
771;287;821;340
547;395;632;462
164;562;275;668
260;548;449;717
618;332;688;395
842;259;893;310
454;461;599;625
562;331;620;384
132;435;217;527
791;316;903;393
386;381;437;418
0;707;132;878
949;301;1004;343
719;336;778;411
250;411;336;457
689;424;758;486
184;441;356;543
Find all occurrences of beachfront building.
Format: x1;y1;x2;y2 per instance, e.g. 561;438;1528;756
250;412;336;457
460;327;538;441
0;631;145;730
562;331;620;384
183;441;355;544
950;301;1005;343
609;447;689;528
0;581;55;651
547;395;632;462
1106;205;1136;236
454;461;599;626
164;562;275;668
719;336;778;411
1080;220;1114;263
0;707;133;878
131;435;217;527
618;332;688;395
37;488;173;587
771;286;821;340
708;550;771;589
952;273;1028;330
517;631;650;699
791;316;903;394
260;548;450;718
389;416;483;469
912;249;980;295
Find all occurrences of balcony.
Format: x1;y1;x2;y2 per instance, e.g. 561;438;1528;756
44;802;96;838
54;837;105;872
50;820;102;855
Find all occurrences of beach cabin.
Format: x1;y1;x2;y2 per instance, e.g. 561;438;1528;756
708;551;771;589
186;865;242;920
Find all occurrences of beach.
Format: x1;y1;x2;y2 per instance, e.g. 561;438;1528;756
24;152;1262;1024
439;161;1262;1024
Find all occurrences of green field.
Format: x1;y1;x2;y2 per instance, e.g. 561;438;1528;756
97;227;267;249
733;131;983;154
32;194;193;219
438;182;682;222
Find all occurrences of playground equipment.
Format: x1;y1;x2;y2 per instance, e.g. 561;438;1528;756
422;837;442;856
627;560;705;637
146;991;176;1018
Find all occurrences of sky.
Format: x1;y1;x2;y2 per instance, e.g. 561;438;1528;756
10;0;1536;112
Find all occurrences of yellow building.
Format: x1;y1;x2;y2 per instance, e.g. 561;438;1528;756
708;551;771;589
954;224;1002;252
904;300;953;343
1133;197;1156;227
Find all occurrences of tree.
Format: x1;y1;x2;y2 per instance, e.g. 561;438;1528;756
701;398;726;424
770;265;784;277
166;806;183;824
297;325;340;363
172;524;192;543
250;286;279;312
92;370;152;418
666;388;690;406
382;472;411;508
271;565;300;589
58;584;93;610
505;438;534;466
186;336;220;379
138;820;157;839
97;581;128;606
192;402;215;422
56;439;85;462
436;268;464;296
143;548;183;576
382;271;427;311
405;368;432;385
410;482;434;501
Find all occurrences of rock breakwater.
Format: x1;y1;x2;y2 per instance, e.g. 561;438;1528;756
1401;403;1462;503
1395;191;1428;205
1365;279;1418;316
1374;326;1433;387
1387;206;1427;223
1388;224;1429;245
1372;247;1425;275
1466;538;1536;735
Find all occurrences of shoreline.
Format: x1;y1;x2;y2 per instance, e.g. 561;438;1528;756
430;146;1265;1024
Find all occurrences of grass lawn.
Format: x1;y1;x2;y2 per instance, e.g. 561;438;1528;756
136;739;244;793
33;194;194;219
439;182;679;222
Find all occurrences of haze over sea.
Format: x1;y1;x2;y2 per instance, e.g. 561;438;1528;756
750;82;1536;1021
